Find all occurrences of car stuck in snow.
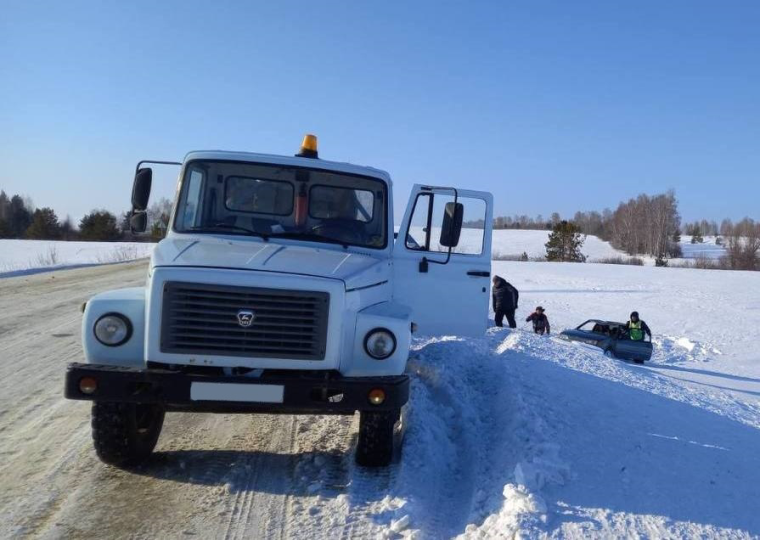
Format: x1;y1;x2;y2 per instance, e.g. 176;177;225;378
64;135;493;467
559;319;653;363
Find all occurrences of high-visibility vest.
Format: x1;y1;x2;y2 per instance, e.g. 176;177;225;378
630;321;644;341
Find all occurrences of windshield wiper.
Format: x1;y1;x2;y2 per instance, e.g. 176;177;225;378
269;231;349;249
188;224;270;241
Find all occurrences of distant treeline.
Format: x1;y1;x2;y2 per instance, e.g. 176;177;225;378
0;190;172;242
484;189;759;270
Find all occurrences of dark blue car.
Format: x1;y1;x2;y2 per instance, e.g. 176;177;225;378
559;319;653;363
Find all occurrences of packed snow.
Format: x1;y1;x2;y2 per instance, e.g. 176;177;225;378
0;239;155;277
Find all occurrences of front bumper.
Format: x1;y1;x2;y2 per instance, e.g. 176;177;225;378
64;363;409;414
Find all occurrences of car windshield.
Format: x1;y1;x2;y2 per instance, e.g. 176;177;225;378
173;160;387;249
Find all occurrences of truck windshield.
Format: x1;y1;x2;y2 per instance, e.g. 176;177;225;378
173;160;387;249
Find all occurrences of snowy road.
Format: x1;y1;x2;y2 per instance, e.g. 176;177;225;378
1;261;759;538
0;262;366;539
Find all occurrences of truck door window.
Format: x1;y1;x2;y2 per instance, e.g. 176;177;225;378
405;193;486;255
405;193;432;250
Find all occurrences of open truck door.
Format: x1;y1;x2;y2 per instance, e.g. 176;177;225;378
393;185;493;337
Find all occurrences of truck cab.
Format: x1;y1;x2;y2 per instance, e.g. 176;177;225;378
65;136;493;467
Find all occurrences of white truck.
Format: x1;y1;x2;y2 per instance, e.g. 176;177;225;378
65;136;493;467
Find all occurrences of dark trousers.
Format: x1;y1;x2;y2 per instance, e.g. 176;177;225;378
495;309;517;328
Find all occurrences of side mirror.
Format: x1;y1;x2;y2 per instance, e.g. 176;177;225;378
130;211;148;233
439;202;464;247
132;168;153;211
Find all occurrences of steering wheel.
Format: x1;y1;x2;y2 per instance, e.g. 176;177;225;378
310;219;365;244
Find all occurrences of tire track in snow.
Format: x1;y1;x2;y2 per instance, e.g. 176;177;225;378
220;415;298;540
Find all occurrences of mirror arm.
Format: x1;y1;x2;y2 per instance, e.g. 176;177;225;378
135;160;182;174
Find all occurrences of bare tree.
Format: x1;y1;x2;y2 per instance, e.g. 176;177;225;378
725;218;760;271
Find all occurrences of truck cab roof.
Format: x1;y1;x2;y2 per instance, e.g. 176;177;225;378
183;150;392;186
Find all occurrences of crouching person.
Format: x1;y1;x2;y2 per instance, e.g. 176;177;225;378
526;306;551;335
492;276;519;328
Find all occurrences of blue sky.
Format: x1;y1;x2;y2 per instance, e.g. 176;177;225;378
1;1;758;224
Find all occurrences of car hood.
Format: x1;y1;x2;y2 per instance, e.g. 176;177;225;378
151;236;389;290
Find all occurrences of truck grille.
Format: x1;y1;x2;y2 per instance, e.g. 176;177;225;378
161;282;329;360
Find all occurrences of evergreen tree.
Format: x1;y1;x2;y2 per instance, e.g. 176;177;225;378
25;208;61;239
60;215;75;240
0;217;11;238
119;211;132;234
79;210;121;241
545;220;586;262
0;190;9;223
9;195;33;237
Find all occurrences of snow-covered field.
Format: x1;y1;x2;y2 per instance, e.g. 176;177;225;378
681;235;728;260
1;259;758;538
489;229;730;264
489;229;624;261
0;240;155;277
0;231;731;279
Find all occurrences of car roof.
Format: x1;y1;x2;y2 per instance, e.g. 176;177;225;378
183;150;392;185
583;319;627;327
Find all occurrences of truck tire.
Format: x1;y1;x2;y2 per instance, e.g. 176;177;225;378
91;402;165;467
356;409;399;467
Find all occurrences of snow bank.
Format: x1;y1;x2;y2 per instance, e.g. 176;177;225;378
0;240;155;277
299;261;760;538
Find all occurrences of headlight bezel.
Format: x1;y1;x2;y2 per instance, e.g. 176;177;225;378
93;313;133;347
364;328;397;360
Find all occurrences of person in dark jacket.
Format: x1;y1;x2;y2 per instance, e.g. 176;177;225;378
492;276;519;328
623;311;652;341
526;306;550;335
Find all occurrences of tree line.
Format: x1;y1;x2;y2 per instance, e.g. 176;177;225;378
0;190;172;242
493;189;759;270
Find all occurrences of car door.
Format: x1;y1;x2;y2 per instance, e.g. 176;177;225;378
393;185;493;337
613;335;654;362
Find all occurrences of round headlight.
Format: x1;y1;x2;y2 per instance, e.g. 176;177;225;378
94;313;132;347
364;328;396;359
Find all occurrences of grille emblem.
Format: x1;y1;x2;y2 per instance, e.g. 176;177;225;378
237;310;255;327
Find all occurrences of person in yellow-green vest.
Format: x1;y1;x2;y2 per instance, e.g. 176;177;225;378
624;311;652;341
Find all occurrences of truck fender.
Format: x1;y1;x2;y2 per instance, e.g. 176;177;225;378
343;301;412;377
82;287;146;368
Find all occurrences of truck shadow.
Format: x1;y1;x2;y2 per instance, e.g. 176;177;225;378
131;447;394;505
132;449;346;497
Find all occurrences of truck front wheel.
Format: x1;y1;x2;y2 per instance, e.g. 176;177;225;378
91;402;165;467
356;409;400;467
